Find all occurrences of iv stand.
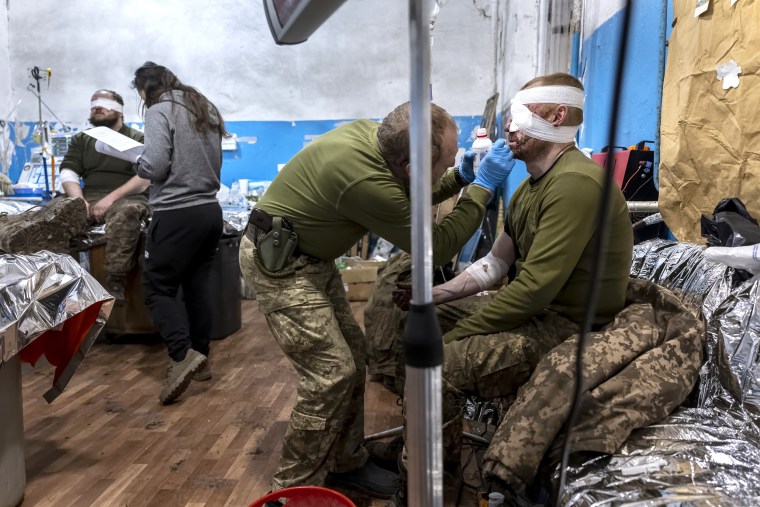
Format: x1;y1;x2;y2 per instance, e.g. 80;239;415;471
30;66;55;199
405;1;444;505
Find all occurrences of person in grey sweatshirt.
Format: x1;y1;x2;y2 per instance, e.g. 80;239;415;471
132;62;227;405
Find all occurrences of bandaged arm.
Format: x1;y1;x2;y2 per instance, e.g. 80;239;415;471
60;168;84;198
432;231;515;305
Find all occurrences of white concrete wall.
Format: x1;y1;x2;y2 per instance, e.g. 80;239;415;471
6;0;498;124
1;0;13;174
0;1;9;114
497;1;541;124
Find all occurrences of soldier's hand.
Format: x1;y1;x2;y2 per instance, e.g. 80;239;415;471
392;282;413;311
90;195;116;223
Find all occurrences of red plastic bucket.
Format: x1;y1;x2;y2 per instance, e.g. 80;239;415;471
248;486;356;507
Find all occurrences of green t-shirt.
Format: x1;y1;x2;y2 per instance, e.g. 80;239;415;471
257;119;492;263
59;125;144;193
445;148;634;342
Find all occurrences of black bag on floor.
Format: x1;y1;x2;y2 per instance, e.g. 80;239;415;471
701;197;760;247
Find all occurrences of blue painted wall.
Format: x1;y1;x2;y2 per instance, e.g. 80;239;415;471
8;116;484;187
577;1;670;156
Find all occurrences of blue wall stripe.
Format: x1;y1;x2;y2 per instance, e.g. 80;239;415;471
578;0;668;156
8;116;483;188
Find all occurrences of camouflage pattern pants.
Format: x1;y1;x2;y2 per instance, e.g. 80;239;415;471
239;235;368;489
84;192;150;275
440;278;703;494
364;251;411;377
436;299;579;468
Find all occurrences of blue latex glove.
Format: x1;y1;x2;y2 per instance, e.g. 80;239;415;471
472;139;514;192
458;150;476;184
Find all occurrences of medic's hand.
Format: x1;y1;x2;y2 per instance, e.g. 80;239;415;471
392;282;413;312
472;139;515;192
457;150;476;184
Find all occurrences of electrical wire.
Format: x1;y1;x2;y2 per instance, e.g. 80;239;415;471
626;176;654;201
555;0;633;502
621;165;642;192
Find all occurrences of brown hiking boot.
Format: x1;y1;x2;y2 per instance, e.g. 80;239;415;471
159;349;207;404
193;361;212;381
0;197;87;254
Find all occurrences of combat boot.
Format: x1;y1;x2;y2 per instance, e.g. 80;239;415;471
193;361;212;381
0;197;87;254
366;435;404;472
386;455;462;507
324;459;400;499
159;349;207;404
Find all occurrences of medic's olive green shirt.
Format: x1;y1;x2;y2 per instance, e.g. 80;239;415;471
256;119;492;264
60;125;144;193
445;148;633;342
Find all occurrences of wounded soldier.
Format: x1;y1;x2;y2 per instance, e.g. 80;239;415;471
383;72;704;506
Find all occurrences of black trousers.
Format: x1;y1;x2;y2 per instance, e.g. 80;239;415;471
143;202;223;362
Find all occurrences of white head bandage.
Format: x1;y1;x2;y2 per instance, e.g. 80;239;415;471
91;98;123;113
509;85;584;143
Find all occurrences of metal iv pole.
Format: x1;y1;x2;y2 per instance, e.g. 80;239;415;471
30;66;54;199
405;0;444;505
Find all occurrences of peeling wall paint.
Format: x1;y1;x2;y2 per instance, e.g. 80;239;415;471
5;0;496;123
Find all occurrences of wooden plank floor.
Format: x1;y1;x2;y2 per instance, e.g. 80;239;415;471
19;300;482;507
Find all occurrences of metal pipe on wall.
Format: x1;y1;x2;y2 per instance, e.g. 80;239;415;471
536;0;549;75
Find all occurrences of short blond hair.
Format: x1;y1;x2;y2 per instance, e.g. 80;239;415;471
378;102;457;167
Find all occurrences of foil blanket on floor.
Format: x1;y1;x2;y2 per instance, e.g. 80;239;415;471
558;239;760;506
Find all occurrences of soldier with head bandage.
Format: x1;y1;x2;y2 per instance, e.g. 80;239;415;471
386;72;635;506
508;84;585;143
58;89;152;301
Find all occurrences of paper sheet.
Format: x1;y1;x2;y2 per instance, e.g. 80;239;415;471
84;126;143;152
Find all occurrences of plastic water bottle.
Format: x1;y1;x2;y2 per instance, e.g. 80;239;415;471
228;181;240;205
472;127;493;176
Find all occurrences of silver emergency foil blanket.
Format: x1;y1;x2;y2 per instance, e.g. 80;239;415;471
222;208;251;232
556;239;760;505
702;276;760;412
558;403;760;506
0;250;113;401
630;239;734;320
0;199;36;215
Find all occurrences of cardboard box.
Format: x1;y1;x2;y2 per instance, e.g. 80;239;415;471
340;260;383;301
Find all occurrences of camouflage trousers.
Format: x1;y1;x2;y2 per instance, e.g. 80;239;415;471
364;251;411;378
238;235;368;489
84;192;151;275
439;278;704;494
430;297;578;470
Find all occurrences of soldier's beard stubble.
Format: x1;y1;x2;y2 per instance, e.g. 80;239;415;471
89;114;120;128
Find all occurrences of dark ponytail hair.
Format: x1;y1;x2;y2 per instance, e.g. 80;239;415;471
131;61;229;137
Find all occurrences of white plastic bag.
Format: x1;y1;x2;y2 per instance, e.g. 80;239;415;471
704;244;760;274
